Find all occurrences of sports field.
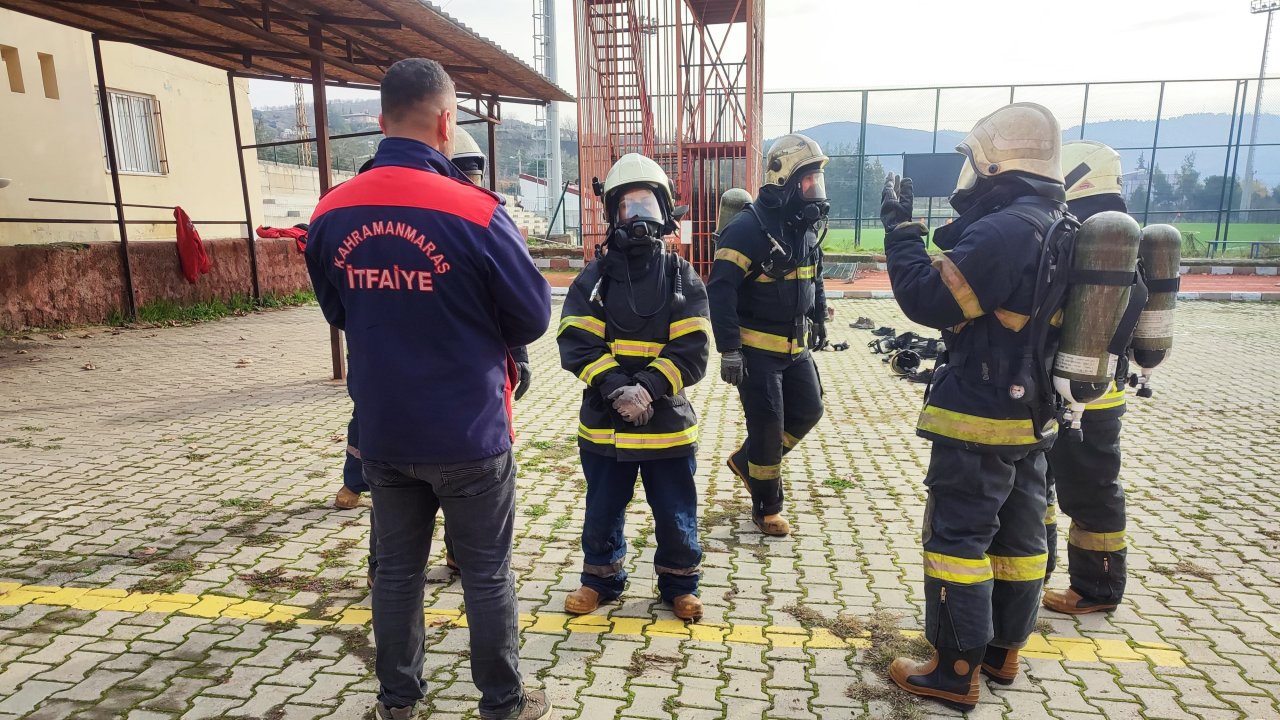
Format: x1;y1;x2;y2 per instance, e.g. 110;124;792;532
820;223;1280;257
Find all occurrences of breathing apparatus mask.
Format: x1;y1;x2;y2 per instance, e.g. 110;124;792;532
786;165;830;229
607;186;668;257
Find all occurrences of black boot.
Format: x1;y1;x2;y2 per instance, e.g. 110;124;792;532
980;645;1019;685
889;645;984;712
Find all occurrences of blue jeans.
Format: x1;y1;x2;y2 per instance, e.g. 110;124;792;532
579;450;702;602
343;412;369;493
363;450;523;718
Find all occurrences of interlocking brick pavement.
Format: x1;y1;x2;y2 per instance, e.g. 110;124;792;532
0;299;1277;720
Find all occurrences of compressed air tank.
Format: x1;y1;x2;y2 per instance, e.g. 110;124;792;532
1052;211;1141;436
715;188;753;238
1130;224;1181;397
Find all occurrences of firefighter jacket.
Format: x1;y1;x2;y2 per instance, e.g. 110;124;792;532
1069;193;1131;422
886;190;1064;454
558;249;710;461
706;202;827;359
306;137;551;465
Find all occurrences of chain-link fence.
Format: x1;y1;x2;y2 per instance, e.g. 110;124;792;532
766;78;1280;258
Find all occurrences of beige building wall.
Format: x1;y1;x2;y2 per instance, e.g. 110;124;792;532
0;10;261;246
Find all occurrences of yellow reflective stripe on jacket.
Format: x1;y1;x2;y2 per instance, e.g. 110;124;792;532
650;357;682;393
754;265;816;283
994;307;1030;332
1068;525;1126;552
615;425;699;450
1085;382;1126;410
558;315;606;339
748;461;781;480
923;552;993;584
578;354;620;384
989;553;1049;582
932;254;984;320
668;316;710;340
740;327;806;355
577;424;614;445
610;339;664;358
917;405;1041;446
715;247;751;272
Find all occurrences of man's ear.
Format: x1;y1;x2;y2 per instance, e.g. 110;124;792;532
439;109;453;145
378;113;387;135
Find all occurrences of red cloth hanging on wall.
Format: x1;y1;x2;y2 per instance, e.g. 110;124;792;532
174;206;212;283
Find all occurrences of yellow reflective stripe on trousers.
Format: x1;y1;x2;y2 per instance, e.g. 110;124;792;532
668;316;710;340
932;253;984;320
577;424;614;446
578;354;620;384
740;328;806;355
782;432;801;450
989;553;1049;582
1069;525;1126;552
558;315;606;339
917;405;1041;446
748;461;781;480
650;357;683;393
615;425;699;450
754;265;816;283
610;340;665;358
1085;382;1126;411
715;248;752;272
923;552;993;584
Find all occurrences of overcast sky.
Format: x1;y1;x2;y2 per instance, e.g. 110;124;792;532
250;0;1276;122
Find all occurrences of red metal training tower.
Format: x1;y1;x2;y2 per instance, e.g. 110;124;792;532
573;0;763;275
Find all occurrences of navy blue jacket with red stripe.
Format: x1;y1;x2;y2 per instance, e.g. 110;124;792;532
306;137;551;464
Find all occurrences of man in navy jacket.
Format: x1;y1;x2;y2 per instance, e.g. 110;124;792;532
305;58;552;720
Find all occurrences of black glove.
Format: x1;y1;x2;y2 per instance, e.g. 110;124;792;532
720;350;747;386
881;173;915;231
514;362;532;401
810;321;828;351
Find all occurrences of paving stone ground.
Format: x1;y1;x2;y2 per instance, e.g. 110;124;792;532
0;299;1277;720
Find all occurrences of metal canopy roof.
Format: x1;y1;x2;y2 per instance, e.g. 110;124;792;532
0;0;574;104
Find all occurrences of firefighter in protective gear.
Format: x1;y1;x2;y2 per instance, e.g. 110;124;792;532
882;103;1067;711
1042;140;1130;615
451;130;487;186
707;134;829;537
557;153;710;622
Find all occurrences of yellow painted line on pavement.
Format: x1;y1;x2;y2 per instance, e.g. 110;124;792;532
0;582;1185;667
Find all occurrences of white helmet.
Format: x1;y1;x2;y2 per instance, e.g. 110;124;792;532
954;103;1063;200
600;153;674;224
1061;140;1123;202
451;131;486;184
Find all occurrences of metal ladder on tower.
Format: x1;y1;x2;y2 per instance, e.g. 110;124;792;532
587;0;655;159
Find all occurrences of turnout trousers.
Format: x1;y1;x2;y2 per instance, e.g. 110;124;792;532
1046;418;1127;605
578;451;702;603
730;349;824;518
922;444;1049;651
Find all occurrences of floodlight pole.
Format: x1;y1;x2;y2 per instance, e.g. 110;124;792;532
1242;2;1277;218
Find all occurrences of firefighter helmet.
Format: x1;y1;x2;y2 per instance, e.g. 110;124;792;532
1061;140;1123;202
954;102;1063;198
451;131;486;184
764;134;829;188
600;153;675;222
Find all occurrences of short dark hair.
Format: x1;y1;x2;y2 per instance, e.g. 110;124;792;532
381;58;455;122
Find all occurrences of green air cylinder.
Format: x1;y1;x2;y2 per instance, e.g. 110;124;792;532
1130;223;1182;397
1052;211;1141;436
714;188;753;238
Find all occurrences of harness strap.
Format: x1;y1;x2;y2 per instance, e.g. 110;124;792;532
1146;277;1180;293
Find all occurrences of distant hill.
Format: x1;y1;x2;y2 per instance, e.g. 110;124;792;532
786;113;1280;187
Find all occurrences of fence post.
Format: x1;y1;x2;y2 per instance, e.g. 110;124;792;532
1080;83;1090;140
789;92;795;133
855;91;868;250
1141;82;1167;227
1216;80;1247;243
1223;80;1251;248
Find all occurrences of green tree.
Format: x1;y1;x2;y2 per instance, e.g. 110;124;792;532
1176;152;1201;210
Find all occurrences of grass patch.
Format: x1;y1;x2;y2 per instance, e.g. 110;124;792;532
129;577;183;594
823;476;856;491
106;291;315;329
185;452;211;462
625;650;682;678
240;532;286;547
846;680;922;720
17;425;44;432
220;498;272;510
319;626;376;672
1152;561;1217;580
1035;618;1054;634
551;516;571;531
780;602;868;640
154;559;204;575
239;567;357;595
524;504;548;518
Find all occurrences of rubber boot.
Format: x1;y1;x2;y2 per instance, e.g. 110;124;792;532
980;645;1020;685
889;645;984;712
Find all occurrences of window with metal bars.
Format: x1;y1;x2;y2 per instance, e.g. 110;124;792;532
97;89;168;175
